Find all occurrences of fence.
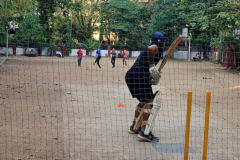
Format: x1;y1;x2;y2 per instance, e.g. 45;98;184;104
0;0;240;160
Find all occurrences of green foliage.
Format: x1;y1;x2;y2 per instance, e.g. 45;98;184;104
85;38;98;51
104;0;149;50
0;0;36;45
184;1;240;41
70;0;99;44
0;25;6;45
0;0;240;61
37;0;57;43
78;38;98;55
147;0;187;44
14;12;46;46
64;26;73;56
184;0;240;60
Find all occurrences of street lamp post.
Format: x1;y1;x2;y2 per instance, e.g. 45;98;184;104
6;28;9;58
5;21;18;58
182;28;191;61
188;36;191;61
98;6;103;47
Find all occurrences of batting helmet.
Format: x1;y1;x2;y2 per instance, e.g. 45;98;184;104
151;32;164;45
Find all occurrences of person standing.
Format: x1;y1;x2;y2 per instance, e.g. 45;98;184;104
125;32;164;142
111;48;116;68
95;46;102;69
77;47;83;67
123;48;128;67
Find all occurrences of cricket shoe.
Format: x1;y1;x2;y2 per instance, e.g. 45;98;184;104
137;125;159;142
128;121;140;134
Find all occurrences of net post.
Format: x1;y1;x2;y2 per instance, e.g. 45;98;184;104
184;91;192;160
202;92;211;160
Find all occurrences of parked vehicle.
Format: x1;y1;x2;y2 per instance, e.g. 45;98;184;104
25;48;38;57
56;51;62;57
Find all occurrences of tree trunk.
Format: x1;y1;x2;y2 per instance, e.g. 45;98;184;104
86;49;89;56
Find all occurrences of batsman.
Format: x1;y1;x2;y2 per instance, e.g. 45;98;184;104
125;32;184;142
125;32;164;142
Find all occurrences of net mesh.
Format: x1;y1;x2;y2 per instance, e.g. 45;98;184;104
0;0;240;159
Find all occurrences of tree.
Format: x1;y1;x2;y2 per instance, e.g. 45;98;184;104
49;0;102;53
0;0;35;45
78;38;98;56
37;0;57;44
147;0;187;44
14;12;46;47
104;0;148;50
70;0;102;44
184;0;240;61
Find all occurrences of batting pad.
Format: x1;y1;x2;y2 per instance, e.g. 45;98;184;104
144;91;161;135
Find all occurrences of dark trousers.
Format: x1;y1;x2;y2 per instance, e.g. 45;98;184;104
111;57;116;67
95;56;101;68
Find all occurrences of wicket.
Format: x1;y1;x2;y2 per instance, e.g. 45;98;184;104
184;91;212;160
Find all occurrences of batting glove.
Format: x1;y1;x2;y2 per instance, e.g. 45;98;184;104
149;66;161;80
151;77;161;85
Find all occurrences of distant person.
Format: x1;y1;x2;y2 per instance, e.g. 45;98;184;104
77;47;83;67
95;46;102;69
193;52;201;61
196;52;200;59
123;48;128;67
111;48;117;68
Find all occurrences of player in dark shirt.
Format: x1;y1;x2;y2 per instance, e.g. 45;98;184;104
125;32;164;142
111;48;116;68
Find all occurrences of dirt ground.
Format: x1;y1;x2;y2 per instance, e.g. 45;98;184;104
0;55;240;160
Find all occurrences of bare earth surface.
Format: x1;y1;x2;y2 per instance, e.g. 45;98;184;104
0;56;240;160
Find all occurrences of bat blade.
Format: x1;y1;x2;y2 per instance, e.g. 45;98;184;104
159;35;185;70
